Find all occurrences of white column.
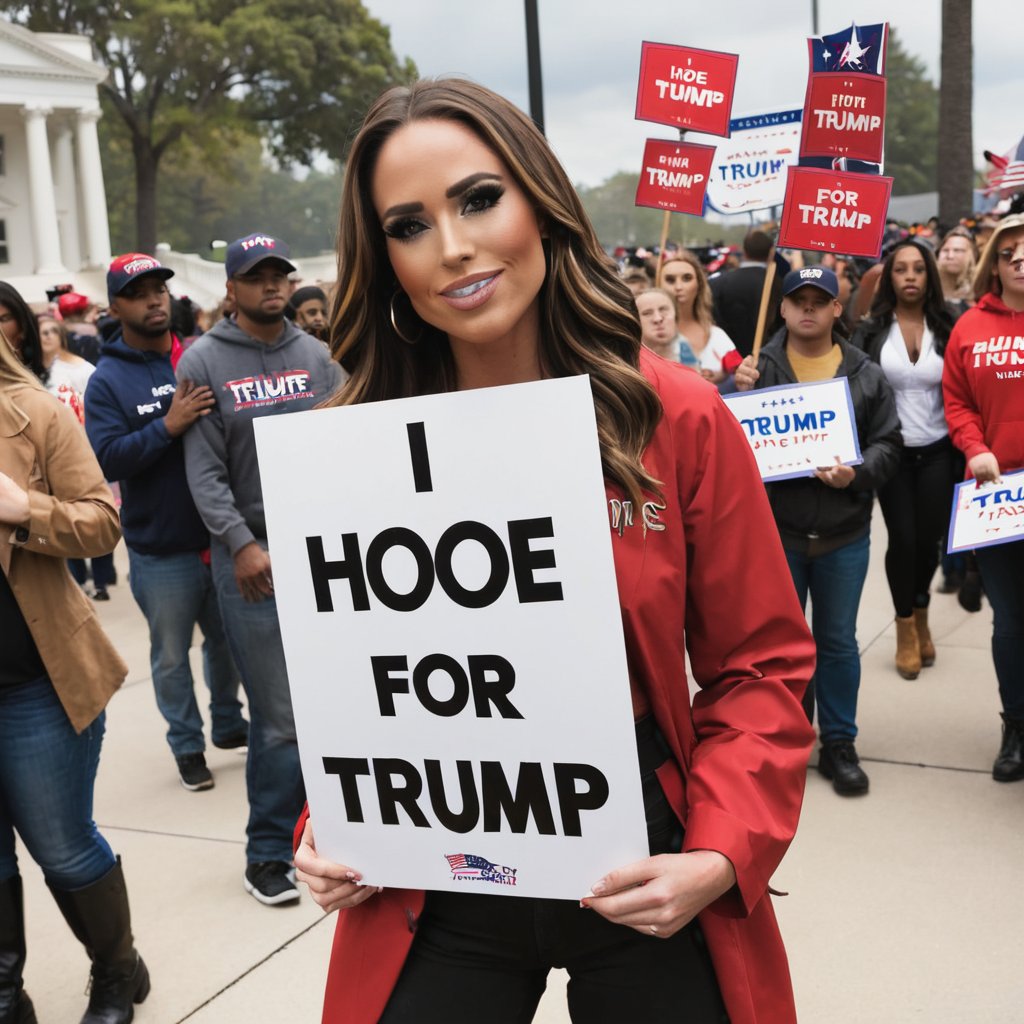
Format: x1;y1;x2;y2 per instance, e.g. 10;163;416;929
75;108;112;268
52;120;83;271
20;106;67;275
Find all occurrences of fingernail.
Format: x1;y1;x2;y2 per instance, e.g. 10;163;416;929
590;881;605;896
345;871;358;882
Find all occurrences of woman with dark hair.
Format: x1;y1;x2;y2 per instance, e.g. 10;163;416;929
853;239;957;679
0;283;45;381
943;214;1024;782
0;286;149;1024
293;79;816;1024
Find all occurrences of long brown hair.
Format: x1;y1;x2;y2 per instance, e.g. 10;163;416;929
326;78;662;507
973;214;1024;302
660;251;714;330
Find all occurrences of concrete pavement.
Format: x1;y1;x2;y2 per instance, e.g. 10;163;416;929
22;515;1024;1022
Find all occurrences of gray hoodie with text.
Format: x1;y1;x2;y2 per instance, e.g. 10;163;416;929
177;317;345;555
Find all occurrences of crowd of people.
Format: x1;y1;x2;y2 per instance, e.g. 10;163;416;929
0;74;1021;1024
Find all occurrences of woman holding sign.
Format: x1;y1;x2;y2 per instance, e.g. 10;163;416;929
852;239;957;680
943;214;1024;783
293;79;816;1024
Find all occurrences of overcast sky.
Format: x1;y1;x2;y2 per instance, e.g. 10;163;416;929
362;1;1019;190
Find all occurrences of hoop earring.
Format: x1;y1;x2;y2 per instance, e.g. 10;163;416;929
389;289;423;345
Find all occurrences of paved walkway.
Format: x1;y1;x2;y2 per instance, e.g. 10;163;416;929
23;516;1024;1022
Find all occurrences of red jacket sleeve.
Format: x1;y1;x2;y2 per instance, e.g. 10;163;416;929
674;393;817;915
942;321;990;463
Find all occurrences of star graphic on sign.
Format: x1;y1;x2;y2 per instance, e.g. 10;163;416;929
839;22;872;70
821;47;832;64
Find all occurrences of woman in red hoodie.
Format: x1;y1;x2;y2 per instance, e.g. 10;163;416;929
942;214;1024;782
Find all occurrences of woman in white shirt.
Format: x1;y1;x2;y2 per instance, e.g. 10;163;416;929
852;240;957;680
38;315;94;413
659;251;740;385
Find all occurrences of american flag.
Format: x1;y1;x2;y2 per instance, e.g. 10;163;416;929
445;853;493;878
984;135;1024;197
810;22;888;76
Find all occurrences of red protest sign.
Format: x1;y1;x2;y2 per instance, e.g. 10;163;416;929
778;166;893;259
635;42;738;137
634;139;716;214
800;73;887;163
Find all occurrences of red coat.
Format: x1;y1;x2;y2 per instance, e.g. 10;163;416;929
296;352;816;1023
942;292;1024;473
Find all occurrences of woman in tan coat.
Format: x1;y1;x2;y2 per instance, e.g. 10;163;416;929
0;286;149;1024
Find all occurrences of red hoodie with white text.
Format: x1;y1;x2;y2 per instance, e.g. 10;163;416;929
942;292;1024;475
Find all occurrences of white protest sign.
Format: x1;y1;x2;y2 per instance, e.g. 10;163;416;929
722;377;862;482
947;469;1024;554
254;376;648;900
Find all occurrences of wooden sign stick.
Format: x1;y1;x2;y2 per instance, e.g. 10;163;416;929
655;211;672;287
750;246;777;363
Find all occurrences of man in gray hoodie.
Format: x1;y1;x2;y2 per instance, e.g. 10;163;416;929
178;233;345;905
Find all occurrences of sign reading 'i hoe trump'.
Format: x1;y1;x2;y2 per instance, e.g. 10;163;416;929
254;377;648;900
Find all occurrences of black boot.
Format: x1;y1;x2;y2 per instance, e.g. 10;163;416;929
993;714;1024;782
49;858;150;1024
0;876;36;1024
817;740;870;796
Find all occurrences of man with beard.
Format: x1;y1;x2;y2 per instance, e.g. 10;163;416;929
177;234;345;905
85;254;249;793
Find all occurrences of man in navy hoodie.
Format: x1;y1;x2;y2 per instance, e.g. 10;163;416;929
84;254;248;793
177;234;345;906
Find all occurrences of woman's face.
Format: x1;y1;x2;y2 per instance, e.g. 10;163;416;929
994;227;1024;307
660;260;698;313
38;319;62;360
0;303;24;353
635;292;677;347
890;246;927;307
372;118;547;357
938;236;973;277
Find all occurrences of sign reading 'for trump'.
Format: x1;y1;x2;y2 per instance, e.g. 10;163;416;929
254;377;648;899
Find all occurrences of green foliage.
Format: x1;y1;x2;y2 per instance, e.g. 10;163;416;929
884;28;939;196
1;0;415;248
577;172;731;249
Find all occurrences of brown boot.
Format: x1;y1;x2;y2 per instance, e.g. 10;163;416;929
895;616;921;679
913;607;936;667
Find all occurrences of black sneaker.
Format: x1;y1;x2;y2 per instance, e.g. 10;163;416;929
244;862;300;906
176;753;214;791
958;569;983;613
92;587;110;601
212;729;249;752
817;741;869;796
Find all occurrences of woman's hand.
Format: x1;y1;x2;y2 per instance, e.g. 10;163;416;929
700;367;726;385
581;849;736;939
293;819;381;915
968;452;1001;484
733;355;759;392
0;471;30;527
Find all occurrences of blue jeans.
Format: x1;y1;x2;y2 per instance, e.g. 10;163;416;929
0;677;116;890
975;540;1024;718
128;548;245;757
784;534;870;743
211;542;305;864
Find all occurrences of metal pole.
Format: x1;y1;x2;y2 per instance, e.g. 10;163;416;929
524;0;545;135
811;0;819;35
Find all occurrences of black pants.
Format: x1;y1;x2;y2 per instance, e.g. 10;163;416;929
379;719;729;1024
878;437;957;618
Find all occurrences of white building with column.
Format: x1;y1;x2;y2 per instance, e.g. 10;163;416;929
0;21;111;302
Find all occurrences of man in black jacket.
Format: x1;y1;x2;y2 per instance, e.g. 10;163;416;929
709;230;780;357
736;266;901;796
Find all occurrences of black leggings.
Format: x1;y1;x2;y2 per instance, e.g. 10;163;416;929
878;437;958;618
379;720;729;1024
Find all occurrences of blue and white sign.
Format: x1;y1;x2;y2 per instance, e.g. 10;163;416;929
723;377;862;482
947;469;1024;553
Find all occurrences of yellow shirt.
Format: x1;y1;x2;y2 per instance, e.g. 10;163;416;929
786;343;842;383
